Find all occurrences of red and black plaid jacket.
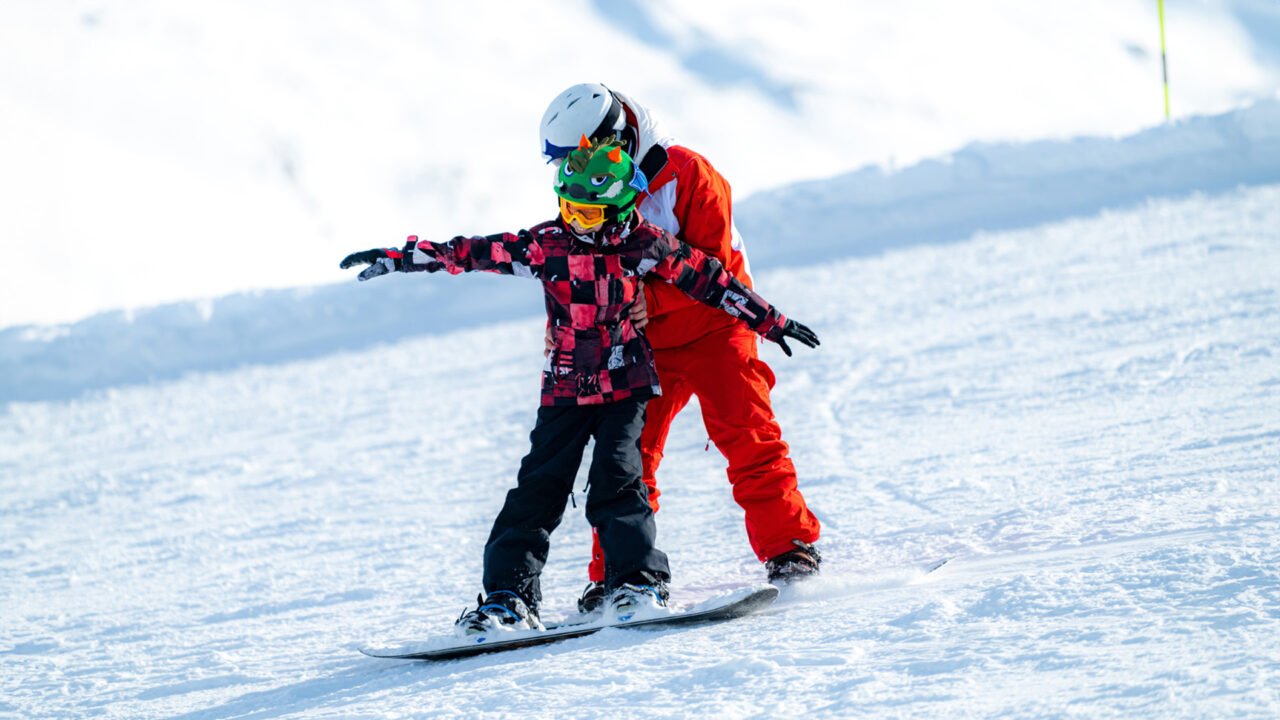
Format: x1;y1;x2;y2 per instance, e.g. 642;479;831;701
396;215;788;406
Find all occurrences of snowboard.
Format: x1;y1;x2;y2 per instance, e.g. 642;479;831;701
360;584;780;662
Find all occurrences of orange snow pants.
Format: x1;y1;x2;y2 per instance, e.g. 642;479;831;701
588;324;820;581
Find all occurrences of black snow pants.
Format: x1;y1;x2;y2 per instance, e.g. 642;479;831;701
482;397;670;611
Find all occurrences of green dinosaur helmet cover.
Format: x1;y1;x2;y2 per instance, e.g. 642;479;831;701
554;135;649;225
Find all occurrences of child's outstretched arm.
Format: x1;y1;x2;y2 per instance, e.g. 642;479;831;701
340;232;547;281
643;229;820;357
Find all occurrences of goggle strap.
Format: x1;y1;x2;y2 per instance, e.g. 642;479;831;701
544;138;576;163
589;93;624;144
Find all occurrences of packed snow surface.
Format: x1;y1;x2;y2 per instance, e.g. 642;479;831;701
3;176;1278;716
4;7;1280;711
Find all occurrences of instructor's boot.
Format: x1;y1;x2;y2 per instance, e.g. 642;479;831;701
766;540;822;584
577;581;607;615
454;590;544;639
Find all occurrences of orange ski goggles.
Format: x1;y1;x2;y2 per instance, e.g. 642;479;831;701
559;197;608;230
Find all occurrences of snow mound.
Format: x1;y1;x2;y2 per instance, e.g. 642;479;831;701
736;98;1280;267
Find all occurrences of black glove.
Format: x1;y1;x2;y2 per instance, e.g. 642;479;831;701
339;248;402;281
776;319;820;357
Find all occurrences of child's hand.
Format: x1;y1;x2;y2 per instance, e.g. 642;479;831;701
629;281;649;329
340;248;403;281
774;320;820;357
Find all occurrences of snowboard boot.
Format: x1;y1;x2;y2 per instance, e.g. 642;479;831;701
609;571;670;622
577;581;607;615
765;540;822;584
454;590;544;639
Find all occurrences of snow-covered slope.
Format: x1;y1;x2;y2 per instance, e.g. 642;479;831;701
3;0;1278;328
4;99;1280;404
3;176;1279;716
737;98;1280;267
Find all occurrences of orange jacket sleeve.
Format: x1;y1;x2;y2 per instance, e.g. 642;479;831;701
643;148;750;322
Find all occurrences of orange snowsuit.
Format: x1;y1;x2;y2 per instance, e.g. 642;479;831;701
587;142;821;578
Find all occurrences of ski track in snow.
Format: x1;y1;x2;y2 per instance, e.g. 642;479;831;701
3;185;1280;718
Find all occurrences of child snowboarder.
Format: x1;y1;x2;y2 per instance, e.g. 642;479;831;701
339;136;819;638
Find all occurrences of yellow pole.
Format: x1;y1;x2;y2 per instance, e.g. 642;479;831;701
1159;0;1171;120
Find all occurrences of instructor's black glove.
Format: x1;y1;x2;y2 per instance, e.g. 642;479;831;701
775;319;820;357
339;248;403;281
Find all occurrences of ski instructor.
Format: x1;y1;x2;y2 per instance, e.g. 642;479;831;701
539;84;822;612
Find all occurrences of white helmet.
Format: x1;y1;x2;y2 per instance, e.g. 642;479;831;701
540;83;629;164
